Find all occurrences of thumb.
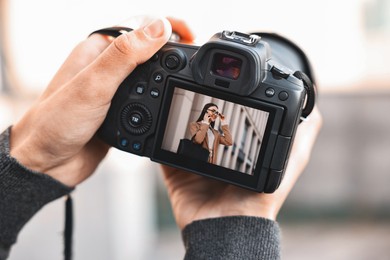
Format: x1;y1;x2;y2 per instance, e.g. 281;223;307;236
67;17;172;105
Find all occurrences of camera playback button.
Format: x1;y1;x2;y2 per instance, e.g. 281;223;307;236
135;83;146;95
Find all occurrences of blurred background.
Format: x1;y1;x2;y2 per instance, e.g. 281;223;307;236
1;0;390;259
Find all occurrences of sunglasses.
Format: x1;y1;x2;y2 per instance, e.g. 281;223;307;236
207;109;221;116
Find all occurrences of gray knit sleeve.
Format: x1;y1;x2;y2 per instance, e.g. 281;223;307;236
0;127;73;260
182;216;281;260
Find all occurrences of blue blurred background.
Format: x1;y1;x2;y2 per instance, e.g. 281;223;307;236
1;0;390;259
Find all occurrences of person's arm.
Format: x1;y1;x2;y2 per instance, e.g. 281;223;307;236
162;107;322;259
189;122;209;144
0;16;172;260
0;127;73;260
218;124;233;146
182;216;280;260
9;18;172;188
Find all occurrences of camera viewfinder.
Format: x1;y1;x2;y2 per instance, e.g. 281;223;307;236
211;53;242;80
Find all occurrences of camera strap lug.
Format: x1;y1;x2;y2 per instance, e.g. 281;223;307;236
293;71;316;123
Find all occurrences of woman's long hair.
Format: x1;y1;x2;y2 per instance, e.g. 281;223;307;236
196;103;218;129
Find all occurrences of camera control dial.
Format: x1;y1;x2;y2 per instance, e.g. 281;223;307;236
162;49;187;72
165;54;181;70
120;103;152;135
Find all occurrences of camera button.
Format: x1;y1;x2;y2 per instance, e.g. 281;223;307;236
265;88;275;97
162;49;186;72
129;113;143;127
151;52;160;62
271;65;291;79
121;103;153;135
153;72;164;83
150;88;160;98
132;142;142;151
135;84;146;94
120;138;129;147
278;91;289;101
165;54;180;70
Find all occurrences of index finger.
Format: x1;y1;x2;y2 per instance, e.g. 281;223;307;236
167;17;195;43
41;34;112;100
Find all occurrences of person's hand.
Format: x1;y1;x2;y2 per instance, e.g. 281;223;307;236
219;113;226;123
162;107;322;229
9;16;173;187
203;112;211;123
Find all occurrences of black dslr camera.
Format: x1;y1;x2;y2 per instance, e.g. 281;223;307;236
97;29;316;193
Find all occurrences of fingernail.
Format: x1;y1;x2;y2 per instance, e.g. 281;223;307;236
144;19;165;38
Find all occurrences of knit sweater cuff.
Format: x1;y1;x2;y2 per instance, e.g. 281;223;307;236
0;127;73;248
182;216;281;260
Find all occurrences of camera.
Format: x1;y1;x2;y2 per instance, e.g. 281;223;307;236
98;30;312;193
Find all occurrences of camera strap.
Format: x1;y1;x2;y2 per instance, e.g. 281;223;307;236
89;26;133;38
64;195;73;260
250;32;317;122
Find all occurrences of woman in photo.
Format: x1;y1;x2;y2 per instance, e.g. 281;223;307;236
189;103;233;164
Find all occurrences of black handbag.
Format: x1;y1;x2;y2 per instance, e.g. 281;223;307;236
177;138;210;162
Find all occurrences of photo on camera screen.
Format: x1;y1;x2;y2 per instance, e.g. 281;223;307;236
161;87;269;175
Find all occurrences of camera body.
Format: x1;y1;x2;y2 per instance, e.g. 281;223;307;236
98;31;307;193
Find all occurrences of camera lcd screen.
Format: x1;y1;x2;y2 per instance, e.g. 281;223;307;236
211;53;242;80
159;82;269;176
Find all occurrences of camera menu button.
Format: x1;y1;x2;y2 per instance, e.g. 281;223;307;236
150;88;160;98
